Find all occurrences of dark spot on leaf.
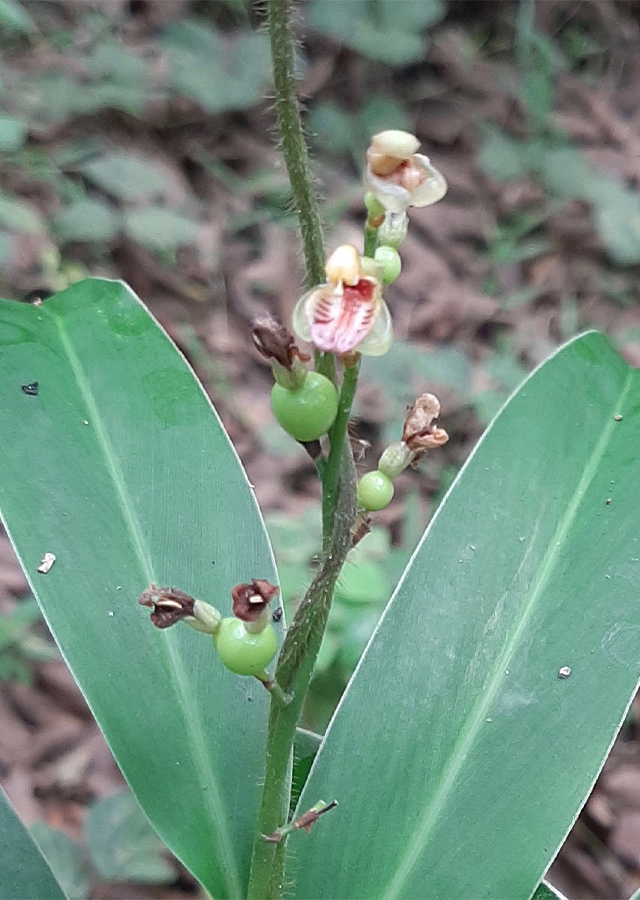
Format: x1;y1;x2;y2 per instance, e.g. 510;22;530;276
21;289;53;304
21;381;39;396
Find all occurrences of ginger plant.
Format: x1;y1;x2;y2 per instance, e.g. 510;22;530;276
0;3;639;900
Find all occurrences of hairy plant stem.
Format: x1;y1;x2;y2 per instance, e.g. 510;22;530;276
247;447;357;900
266;0;334;384
267;0;323;286
248;5;361;896
322;358;361;543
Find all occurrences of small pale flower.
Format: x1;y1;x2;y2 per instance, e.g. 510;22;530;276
365;129;447;215
292;245;393;357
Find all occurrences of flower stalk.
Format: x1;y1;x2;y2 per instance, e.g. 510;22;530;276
248;3;362;898
266;0;334;383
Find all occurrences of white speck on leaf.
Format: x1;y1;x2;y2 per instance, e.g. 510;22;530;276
37;553;56;574
558;666;571;679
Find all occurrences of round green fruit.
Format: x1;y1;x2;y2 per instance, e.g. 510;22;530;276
213;618;278;676
271;372;339;442
357;470;395;511
374;245;402;284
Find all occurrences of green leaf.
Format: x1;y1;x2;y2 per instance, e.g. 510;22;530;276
478;127;528;182
0;114;28;152
80;153;171;203
0;788;66;900
307;102;354;156
0;280;278;899
86;792;174;884
54;198;120;243
594;187;640;265
307;0;445;66
292;728;321;811
87;42;149;93
532;881;569;900
0;195;45;235
123;207;199;251
308;96;411;158
0;0;35;34
29;823;90;900
161;22;270;113
291;332;640;900
358;96;412;142
540;145;608;203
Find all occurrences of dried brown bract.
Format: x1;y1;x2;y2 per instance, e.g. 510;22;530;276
139;584;196;629
251;315;309;370
402;393;449;456
232;579;280;623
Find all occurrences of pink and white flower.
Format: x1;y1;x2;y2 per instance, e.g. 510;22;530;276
365;130;447;215
292;245;393;357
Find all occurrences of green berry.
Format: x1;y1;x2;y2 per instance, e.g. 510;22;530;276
213;617;278;676
357;470;394;511
374;246;402;284
271;372;338;442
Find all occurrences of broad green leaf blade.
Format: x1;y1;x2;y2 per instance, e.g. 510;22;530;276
0;280;278;900
0;787;66;900
532;882;569;900
292;728;321;811
292;332;640;900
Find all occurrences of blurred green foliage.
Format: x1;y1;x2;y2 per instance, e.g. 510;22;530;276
479;2;640;266
307;0;446;66
0;598;58;683
31;791;175;900
266;497;424;731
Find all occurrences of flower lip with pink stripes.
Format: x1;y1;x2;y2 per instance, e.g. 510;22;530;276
292;245;393;357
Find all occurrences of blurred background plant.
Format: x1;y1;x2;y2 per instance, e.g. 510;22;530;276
1;0;640;897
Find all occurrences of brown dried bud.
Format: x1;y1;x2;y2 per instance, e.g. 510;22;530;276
232;579;280;623
139;584;195;629
252;316;309;370
402;393;449;457
263;799;339;843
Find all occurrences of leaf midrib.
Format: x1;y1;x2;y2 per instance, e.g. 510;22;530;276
49;308;242;900
383;369;634;900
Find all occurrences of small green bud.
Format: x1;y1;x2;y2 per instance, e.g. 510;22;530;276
357;470;394;511
374;246;402;284
189;600;222;634
378;212;408;250
378;441;411;479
